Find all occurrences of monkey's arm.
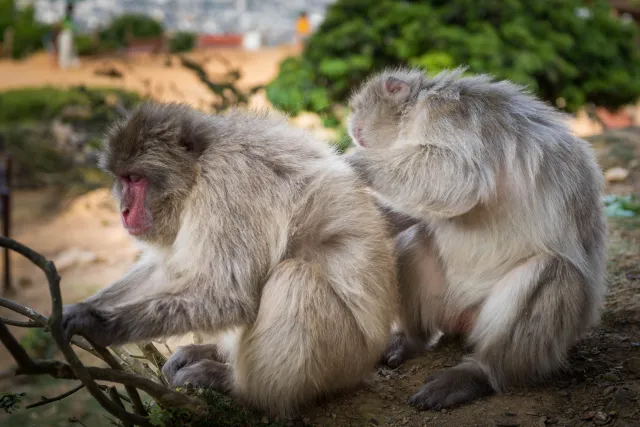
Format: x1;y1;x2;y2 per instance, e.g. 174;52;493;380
82;259;157;309
374;198;422;236
62;289;244;347
346;146;496;219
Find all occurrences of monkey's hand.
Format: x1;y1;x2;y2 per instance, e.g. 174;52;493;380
62;303;120;348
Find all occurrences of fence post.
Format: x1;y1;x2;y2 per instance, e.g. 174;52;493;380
0;151;11;294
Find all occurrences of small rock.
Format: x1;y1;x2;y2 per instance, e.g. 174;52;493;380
604;167;629;182
261;416;269;424
369;418;379;426
557;390;569;397
302;417;311;424
582;411;597;420
624;358;640;374
601;373;620;382
614;388;635;403
504;411;517;417
604;386;617;395
544;416;557;425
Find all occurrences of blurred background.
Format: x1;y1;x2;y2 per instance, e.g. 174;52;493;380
0;1;639;426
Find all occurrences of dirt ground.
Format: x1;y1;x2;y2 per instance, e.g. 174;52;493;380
0;50;639;426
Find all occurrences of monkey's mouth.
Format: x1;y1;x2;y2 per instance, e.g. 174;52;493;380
126;225;152;236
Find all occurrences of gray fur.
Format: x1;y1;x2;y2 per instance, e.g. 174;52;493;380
62;102;398;417
345;67;608;409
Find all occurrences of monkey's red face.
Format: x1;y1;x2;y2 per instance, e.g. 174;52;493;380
119;174;152;236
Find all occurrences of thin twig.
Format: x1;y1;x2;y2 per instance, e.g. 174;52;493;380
0;296;99;358
0;316;40;327
13;359;204;412
109;386;132;427
0;319;37;370
90;343;148;417
0;236;150;426
99;385;131;403
26;384;85;409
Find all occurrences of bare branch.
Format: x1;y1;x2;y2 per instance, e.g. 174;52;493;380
108;386;132;427
26;384;85;409
0;319;37;371
0;236;150;426
0;296;100;358
89;342;148;417
0;316;40;327
14;359;204;413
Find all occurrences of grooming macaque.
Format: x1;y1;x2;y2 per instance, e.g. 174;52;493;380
62;103;398;417
346;67;607;410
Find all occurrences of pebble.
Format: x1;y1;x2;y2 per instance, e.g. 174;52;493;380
557;390;569;397
604;386;617;395
604;167;629;182
601;373;620;382
614;388;635;403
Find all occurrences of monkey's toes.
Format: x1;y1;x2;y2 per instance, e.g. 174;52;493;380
163;344;224;383
170;360;231;394
408;367;493;411
378;332;413;369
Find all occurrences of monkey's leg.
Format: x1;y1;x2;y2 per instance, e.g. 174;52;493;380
380;224;446;368
227;258;378;417
409;257;590;410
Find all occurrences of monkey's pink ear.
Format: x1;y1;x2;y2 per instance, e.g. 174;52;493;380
382;77;410;101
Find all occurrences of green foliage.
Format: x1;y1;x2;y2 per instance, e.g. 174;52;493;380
0;86;140;124
0;1;51;59
268;0;640;118
0;86;140;188
145;389;289;427
99;14;164;49
20;328;56;359
603;194;640;218
169;31;196;53
0;392;26;414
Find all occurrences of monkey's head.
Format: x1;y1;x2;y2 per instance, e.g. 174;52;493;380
347;68;426;149
99;102;210;246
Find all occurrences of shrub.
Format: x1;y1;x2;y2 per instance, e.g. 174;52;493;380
0;86;140;124
267;0;640;117
170;31;196;53
99;13;164;49
0;1;51;59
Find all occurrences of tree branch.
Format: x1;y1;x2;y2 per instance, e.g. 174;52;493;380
0;316;40;327
0;319;37;371
0;236;150;426
26;384;85;409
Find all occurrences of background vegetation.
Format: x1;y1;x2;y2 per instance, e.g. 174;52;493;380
267;0;640;124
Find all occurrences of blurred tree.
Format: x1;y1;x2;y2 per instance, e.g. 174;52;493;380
99;13;164;49
0;0;51;59
267;0;640;118
169;31;196;53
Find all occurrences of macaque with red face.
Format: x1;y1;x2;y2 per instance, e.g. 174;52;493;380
62;102;398;417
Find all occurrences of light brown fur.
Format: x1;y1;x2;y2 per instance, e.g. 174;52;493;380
346;67;608;410
61;102;398;417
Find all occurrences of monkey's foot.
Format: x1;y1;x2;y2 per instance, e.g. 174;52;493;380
169;359;232;394
408;364;494;410
162;344;224;384
378;331;417;369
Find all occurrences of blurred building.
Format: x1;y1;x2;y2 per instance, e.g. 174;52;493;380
31;0;335;46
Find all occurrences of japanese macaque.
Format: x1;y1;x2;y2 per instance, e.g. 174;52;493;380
345;67;608;410
61;102;398;417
